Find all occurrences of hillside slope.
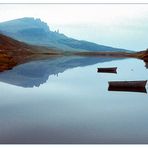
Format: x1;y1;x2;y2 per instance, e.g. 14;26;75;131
0;33;61;72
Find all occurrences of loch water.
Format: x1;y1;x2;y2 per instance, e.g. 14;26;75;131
0;57;147;144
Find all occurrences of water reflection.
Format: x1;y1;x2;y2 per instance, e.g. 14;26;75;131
0;56;147;92
0;56;118;87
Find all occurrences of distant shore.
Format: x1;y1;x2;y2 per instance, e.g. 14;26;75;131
0;49;148;72
1;33;148;72
42;49;148;61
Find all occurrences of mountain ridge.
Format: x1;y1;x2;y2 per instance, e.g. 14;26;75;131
0;17;131;52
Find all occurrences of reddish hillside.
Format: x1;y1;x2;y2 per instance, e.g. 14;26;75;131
0;33;61;55
0;34;53;72
0;33;62;72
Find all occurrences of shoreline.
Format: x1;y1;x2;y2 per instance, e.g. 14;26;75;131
0;48;148;72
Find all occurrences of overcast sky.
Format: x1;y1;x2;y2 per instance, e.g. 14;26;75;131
0;4;148;51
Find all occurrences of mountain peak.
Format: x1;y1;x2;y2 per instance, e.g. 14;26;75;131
0;17;50;33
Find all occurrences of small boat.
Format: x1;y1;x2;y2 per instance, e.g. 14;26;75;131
108;80;147;93
97;67;117;73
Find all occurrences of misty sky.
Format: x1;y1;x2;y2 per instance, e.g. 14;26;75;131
0;4;148;51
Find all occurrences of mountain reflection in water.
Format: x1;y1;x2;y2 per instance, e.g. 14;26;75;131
0;56;118;87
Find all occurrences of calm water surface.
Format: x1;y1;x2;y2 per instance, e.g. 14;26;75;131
0;58;147;144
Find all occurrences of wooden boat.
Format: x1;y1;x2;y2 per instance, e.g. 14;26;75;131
97;67;117;73
108;80;147;93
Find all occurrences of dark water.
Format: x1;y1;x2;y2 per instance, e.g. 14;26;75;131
0;58;147;144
